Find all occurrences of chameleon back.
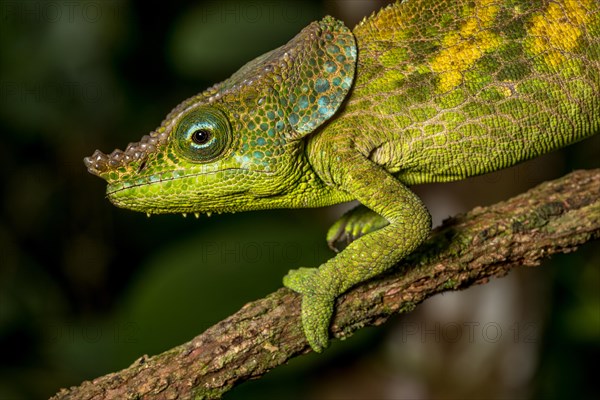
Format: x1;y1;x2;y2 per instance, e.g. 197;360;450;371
317;0;600;184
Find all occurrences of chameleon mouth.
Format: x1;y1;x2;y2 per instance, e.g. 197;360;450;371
104;167;266;193
104;167;280;215
84;129;170;178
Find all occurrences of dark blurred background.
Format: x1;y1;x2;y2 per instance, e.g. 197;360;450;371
0;1;598;399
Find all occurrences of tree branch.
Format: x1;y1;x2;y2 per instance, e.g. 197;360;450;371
52;169;600;400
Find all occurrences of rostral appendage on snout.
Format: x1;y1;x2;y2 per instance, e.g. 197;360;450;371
84;129;170;178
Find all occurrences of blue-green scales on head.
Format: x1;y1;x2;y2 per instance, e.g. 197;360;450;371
85;16;356;215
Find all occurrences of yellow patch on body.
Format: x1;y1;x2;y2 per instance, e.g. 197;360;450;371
430;0;502;92
527;0;594;68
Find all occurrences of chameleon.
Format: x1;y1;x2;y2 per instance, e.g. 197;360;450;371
84;0;599;352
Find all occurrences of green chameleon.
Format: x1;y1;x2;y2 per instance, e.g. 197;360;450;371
85;0;599;352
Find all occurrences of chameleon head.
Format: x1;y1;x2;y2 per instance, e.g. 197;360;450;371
84;16;356;215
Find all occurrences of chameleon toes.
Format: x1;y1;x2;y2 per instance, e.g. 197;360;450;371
301;293;336;352
283;267;319;295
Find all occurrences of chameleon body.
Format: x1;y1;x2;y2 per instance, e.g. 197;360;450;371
85;0;600;352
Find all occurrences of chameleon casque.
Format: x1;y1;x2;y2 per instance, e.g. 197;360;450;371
85;0;599;352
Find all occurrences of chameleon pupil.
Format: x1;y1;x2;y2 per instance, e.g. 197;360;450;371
192;129;211;145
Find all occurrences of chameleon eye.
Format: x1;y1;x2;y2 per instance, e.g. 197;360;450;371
174;106;232;162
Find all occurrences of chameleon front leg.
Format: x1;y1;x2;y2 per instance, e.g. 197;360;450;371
284;152;431;352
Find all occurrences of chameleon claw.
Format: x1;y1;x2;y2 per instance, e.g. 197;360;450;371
301;292;335;352
283;267;334;352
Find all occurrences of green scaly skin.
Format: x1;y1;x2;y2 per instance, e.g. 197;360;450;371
85;0;600;352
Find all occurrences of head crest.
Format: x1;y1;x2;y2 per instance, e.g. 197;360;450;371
207;16;357;138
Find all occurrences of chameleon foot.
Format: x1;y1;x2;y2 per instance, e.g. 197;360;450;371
283;267;334;352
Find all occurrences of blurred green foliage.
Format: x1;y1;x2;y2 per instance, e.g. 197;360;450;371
0;1;597;399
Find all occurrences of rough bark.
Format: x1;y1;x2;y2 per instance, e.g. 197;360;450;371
52;169;600;400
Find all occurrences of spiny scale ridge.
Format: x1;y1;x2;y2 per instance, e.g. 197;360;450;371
84;129;169;176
